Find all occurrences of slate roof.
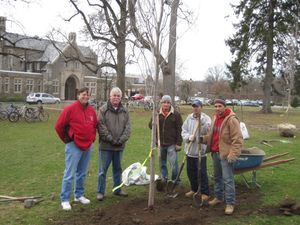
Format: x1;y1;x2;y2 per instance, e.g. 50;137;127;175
2;32;96;63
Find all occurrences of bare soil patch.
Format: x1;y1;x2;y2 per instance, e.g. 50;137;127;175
49;185;284;225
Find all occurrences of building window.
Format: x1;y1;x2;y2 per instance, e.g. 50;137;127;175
8;49;13;69
36;62;40;71
85;82;96;96
26;79;34;93
14;78;22;93
4;77;9;93
37;80;42;92
75;61;80;69
53;80;59;94
26;62;32;72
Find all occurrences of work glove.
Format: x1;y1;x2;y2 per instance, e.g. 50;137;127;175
175;145;181;152
188;135;195;142
227;152;238;163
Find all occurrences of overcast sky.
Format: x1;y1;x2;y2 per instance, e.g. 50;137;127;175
0;0;238;81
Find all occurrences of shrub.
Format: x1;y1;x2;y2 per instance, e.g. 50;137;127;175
0;95;25;102
290;96;300;108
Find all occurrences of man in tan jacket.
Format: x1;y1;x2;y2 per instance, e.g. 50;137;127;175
202;99;243;215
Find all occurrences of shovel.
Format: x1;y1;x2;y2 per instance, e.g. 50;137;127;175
24;198;44;208
193;113;203;208
166;154;187;198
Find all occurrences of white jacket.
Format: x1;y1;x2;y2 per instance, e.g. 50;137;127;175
181;112;211;158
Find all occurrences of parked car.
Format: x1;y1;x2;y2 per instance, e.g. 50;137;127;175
26;92;61;104
130;94;144;101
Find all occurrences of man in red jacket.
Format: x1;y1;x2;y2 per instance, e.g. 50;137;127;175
202;99;243;215
55;87;97;211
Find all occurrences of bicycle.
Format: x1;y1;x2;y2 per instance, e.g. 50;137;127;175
144;101;154;111
8;105;34;122
0;103;8;121
25;106;49;122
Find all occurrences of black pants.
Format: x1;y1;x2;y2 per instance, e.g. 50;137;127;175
186;156;209;196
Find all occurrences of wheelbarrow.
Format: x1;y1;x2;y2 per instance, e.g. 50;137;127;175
234;147;295;188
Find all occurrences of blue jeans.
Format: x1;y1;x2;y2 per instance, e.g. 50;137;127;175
60;142;92;202
160;145;179;181
97;150;123;195
186;156;209;196
211;152;236;205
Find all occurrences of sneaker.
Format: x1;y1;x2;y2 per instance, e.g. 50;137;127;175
225;204;234;215
113;190;128;197
185;191;195;198
74;196;90;205
61;201;71;211
201;194;209;202
96;193;104;201
208;198;222;206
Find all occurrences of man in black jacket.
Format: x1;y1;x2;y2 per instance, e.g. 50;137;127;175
149;95;183;183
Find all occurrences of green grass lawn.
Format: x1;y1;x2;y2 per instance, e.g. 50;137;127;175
0;104;299;224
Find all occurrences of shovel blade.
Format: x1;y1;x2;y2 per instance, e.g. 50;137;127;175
193;193;202;208
156;178;166;192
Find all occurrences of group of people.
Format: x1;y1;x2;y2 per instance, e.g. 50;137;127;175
55;87;130;211
54;87;243;215
156;95;243;215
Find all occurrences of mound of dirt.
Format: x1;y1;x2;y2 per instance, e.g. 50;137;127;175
49;185;282;225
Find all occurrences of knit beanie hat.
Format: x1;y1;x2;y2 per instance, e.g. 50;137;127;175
161;95;172;103
214;99;226;106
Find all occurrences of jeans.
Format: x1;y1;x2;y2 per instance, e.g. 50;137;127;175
211;152;236;205
186;156;209;196
60;142;92;202
160;145;179;181
97;150;123;195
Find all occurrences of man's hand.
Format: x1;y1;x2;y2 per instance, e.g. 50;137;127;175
198;136;204;143
175;145;181;152
112;139;123;147
188;135;195;142
227;152;238;163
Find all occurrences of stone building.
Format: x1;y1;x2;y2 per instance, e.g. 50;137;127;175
0;16;101;100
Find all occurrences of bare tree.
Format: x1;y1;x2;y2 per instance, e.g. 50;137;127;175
66;0;129;96
204;65;231;98
129;0;192;102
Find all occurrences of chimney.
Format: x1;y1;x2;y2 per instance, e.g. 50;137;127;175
0;16;6;33
68;32;76;42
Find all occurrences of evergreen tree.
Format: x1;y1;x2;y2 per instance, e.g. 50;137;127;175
226;0;299;113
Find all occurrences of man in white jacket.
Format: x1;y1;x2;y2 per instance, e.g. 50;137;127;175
181;99;211;203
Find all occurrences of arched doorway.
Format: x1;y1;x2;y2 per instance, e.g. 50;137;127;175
65;76;77;100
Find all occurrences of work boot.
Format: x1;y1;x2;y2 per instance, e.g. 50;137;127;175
208;198;222;206
114;190;128;197
201;194;209;202
185;191;195;198
96;193;104;201
225;204;234;215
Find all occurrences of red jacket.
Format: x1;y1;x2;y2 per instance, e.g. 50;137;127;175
55;101;97;151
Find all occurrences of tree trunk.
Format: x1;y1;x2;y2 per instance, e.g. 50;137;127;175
262;0;276;113
164;0;179;103
116;0;127;97
117;41;126;97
